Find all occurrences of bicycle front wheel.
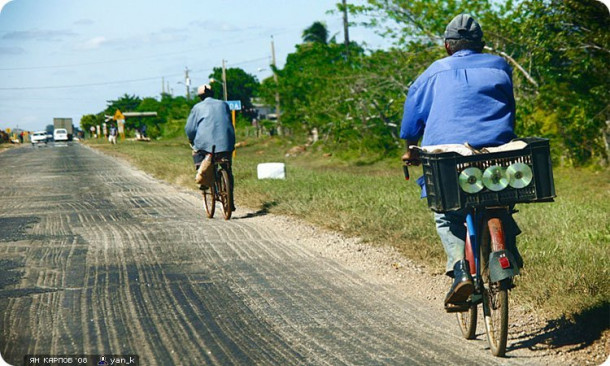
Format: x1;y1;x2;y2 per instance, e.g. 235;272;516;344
203;185;215;218
219;169;232;220
456;304;478;340
482;284;508;357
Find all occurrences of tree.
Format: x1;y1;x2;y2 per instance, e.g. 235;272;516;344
302;21;329;44
209;67;259;119
350;0;610;165
259;29;410;159
508;0;610;165
105;94;142;114
79;114;103;135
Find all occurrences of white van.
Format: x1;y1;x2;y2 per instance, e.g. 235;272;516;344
31;131;48;145
53;128;68;142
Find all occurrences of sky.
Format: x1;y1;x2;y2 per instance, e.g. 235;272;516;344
0;0;391;132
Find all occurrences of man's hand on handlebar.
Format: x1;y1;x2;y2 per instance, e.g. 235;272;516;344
401;147;421;166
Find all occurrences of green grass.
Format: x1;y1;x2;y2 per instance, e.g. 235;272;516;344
85;135;609;320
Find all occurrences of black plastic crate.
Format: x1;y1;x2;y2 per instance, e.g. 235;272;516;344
420;137;556;212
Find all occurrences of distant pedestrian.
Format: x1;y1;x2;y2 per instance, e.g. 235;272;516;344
252;117;260;137
108;125;118;144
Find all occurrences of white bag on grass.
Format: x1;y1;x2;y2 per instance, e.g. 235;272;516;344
257;163;286;179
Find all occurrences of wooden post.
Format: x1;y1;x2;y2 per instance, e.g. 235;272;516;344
232;109;236;158
271;36;282;135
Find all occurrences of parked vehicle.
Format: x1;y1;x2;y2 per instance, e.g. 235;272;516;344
31;131;48;145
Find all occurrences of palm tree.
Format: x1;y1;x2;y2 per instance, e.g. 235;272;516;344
302;21;329;44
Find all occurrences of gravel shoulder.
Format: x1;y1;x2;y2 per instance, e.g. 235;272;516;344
96;140;609;365
234;209;609;366
91;141;610;365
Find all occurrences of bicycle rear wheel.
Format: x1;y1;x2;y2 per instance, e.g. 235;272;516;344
456;304;478;339
482;284;508;356
218;169;232;220
203;185;215;218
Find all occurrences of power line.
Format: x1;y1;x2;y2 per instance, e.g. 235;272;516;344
229;56;270;67
0;74;182;91
0;55;274;92
0;30;295;72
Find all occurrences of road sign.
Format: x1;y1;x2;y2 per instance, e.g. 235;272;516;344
226;100;242;111
114;109;125;120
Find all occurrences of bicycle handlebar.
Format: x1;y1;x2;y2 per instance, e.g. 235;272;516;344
402;164;410;180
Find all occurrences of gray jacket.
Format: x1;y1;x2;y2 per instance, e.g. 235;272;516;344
185;97;235;153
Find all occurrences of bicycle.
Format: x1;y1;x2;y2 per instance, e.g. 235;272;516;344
404;137;555;357
201;147;233;220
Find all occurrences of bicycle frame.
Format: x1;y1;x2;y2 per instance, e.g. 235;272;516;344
403;162;525;356
464;207;520;297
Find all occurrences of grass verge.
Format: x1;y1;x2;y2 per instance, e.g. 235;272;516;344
84;135;609;322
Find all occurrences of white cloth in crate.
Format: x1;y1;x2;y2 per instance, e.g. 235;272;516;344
413;140;528;156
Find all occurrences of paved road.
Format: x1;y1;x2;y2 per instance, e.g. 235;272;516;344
0;144;534;365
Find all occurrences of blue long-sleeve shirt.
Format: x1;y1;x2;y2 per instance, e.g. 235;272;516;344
400;49;516;148
185;97;235;153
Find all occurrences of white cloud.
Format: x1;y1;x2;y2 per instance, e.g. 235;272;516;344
74;19;95;26
77;36;107;50
2;29;77;42
0;0;13;14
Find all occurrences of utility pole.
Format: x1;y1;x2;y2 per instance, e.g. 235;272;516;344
221;59;228;101
184;67;191;99
342;0;350;59
162;76;165;94
271;35;282;135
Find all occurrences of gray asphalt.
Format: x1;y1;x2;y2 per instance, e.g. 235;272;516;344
0;143;535;365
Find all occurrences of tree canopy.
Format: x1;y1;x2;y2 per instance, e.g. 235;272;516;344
80;67;259;138
209;67;259;119
302;21;330;44
257;1;609;165
347;0;610;165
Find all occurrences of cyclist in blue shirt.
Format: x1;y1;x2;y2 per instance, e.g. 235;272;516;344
400;14;521;311
186;84;236;211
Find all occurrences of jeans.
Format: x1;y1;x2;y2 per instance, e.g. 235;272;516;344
434;208;522;276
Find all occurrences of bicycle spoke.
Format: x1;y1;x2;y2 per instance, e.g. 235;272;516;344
483;285;508;357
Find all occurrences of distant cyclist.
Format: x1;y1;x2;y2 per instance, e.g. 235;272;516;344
185;84;236;211
400;14;522;311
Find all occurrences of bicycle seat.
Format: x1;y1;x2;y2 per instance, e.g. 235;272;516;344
215;157;231;164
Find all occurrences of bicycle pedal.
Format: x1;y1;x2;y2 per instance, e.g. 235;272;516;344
444;302;470;313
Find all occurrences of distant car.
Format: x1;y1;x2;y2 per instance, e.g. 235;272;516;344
31;131;48;145
53;128;68;142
